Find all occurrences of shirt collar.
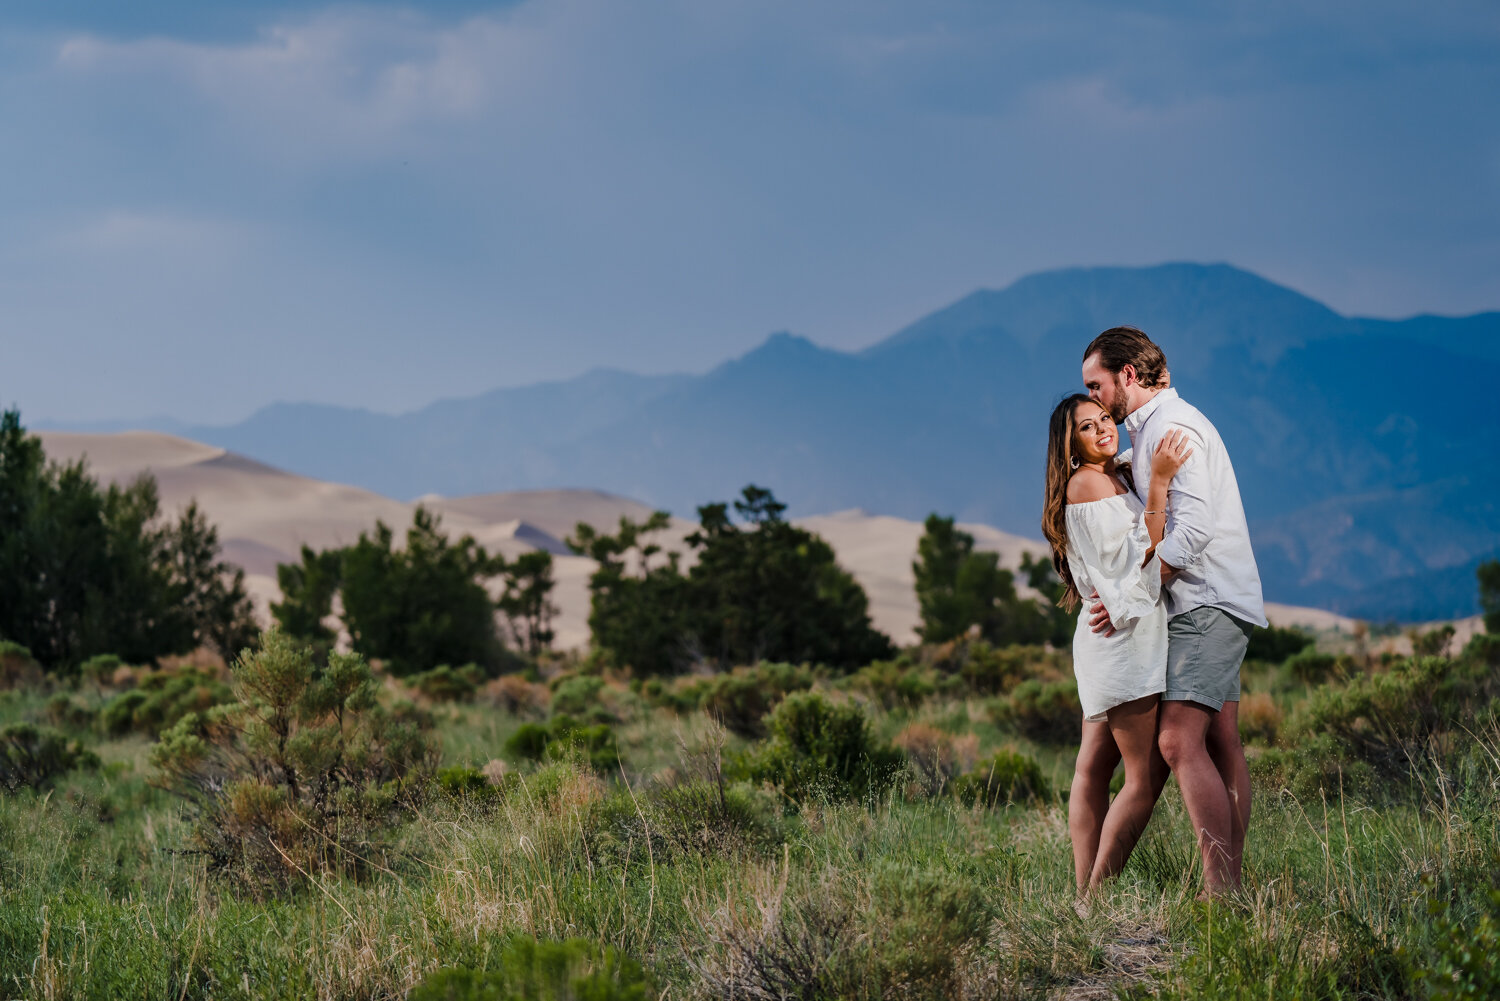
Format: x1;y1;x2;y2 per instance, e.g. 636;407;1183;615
1124;387;1178;436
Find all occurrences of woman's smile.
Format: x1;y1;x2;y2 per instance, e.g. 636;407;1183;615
1073;401;1119;464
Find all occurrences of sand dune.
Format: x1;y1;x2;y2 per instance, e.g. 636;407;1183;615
33;429;1455;653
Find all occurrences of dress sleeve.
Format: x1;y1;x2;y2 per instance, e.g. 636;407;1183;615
1066;501;1162;629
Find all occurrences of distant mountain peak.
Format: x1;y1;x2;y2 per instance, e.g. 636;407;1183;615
866;261;1345;367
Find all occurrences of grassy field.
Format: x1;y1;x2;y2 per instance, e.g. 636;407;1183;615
0;634;1496;1000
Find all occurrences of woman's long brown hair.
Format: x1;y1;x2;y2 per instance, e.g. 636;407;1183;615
1042;393;1097;613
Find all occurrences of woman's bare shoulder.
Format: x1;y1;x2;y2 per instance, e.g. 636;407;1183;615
1066;468;1119;504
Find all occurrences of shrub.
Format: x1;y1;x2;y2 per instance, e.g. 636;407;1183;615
989;679;1081;745
502;716;619;773
1237;691;1283;746
1297;655;1491;783
79;653;125;685
1409;623;1455;659
743;692;902;804
43;693;96;731
550;675;606;718
409;664;485;703
845;660;936;710
150;628;436;897
1409;888;1500;1001
649;780;787;857
100;667;232;738
435;765;516;802
950;641;1065;695
1281;648;1342;687
891;723;978;796
409;935;654;1001
1245;625;1314;664
700;662;815;738
0;641;42;690
0;722;99;792
548;716;621;773
486;674;550;716
952;750;1049;807
504;722;552;761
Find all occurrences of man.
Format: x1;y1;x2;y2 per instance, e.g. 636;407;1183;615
1081;325;1266;896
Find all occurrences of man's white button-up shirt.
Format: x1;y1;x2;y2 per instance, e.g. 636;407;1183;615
1123;388;1267;626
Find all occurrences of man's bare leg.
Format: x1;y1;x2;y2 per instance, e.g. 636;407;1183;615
1157;700;1234;895
1205;701;1250;889
1088;695;1167;888
1069;719;1120;895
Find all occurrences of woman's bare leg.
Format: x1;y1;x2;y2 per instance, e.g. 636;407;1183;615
1088;695;1166;889
1069;718;1120;894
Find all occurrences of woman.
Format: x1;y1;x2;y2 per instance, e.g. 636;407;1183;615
1041;393;1192;895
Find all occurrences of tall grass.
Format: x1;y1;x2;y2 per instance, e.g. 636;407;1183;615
0;643;1495;999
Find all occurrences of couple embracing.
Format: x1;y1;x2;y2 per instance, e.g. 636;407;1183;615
1042;326;1265;900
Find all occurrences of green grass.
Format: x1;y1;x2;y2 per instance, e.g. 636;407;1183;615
0;646;1495;1000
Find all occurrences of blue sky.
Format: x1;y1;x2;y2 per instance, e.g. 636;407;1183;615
4;0;1497;423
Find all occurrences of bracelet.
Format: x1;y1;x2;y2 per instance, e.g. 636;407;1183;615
1144;509;1165;515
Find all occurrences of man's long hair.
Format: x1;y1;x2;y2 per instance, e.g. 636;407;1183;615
1083;326;1169;389
1042;394;1094;613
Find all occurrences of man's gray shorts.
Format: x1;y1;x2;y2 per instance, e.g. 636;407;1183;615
1165;606;1254;711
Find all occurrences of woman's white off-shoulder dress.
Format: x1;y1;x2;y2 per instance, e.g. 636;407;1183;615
1065;491;1168;720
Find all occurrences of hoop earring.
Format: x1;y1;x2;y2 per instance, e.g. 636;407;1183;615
1070;456;1080;470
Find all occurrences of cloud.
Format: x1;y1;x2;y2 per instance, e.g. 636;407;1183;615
53;8;548;161
52;210;246;255
1;0;1497;424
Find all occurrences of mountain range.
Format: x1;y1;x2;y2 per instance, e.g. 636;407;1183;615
51;263;1500;620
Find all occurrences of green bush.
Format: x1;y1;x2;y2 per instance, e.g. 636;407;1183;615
649;780;787;856
952;750;1050;807
150;628;436;897
0;722;99;792
409;935;654;1001
1245;625;1314;664
1298;655;1491;783
504;722;553;761
548;715;620;772
409;664;485;703
988;679;1081;745
0;641;42;689
743;692;902;804
954;642;1063;695
44;693;97;730
79;653;125;684
99;668;232;737
1281;647;1341;686
435;765;515;802
700;662;814;738
550;675;605;718
502;716;619;772
1409;888;1500;1001
845;660;936;710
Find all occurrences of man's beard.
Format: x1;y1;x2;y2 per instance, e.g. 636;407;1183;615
1107;374;1130;423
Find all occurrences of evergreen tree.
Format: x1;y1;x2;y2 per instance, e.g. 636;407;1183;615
272;545;344;663
568;512;690;674
497;550;559;658
686;486;892;669
914;515;1067;648
1018;551;1077;648
0;410;257;669
337;508;504;676
1479;559;1500;634
571;489;891;673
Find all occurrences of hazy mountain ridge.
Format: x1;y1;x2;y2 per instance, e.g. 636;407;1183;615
47;263;1500;619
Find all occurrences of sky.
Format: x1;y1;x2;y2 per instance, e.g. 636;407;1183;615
3;0;1497;424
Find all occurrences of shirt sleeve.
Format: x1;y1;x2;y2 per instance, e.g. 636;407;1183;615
1067;502;1162;629
1154;423;1216;570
